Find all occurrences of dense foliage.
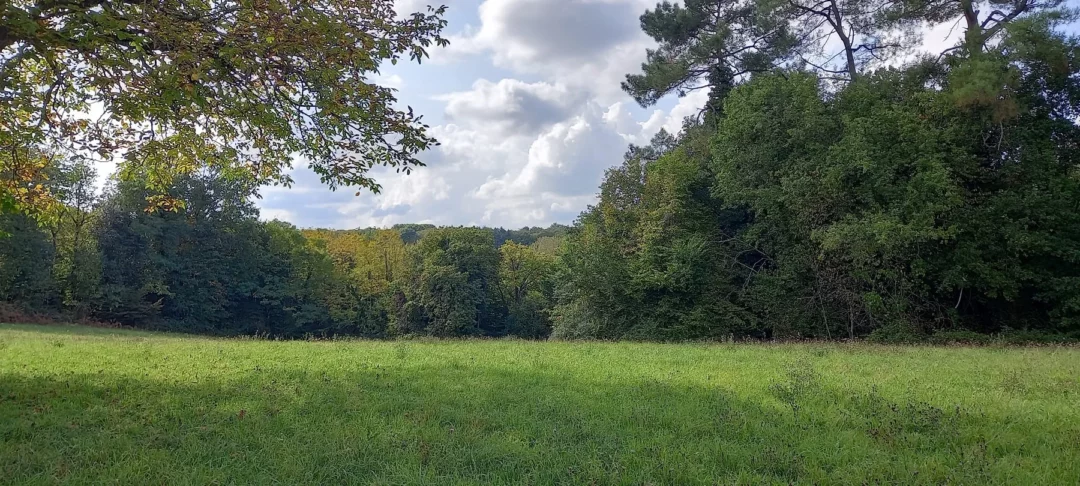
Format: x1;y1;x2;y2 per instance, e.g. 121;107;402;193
0;165;563;338
555;0;1080;341
1;0;448;216
2;0;1079;342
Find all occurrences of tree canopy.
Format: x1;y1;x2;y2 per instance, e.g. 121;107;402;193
1;0;448;214
624;0;1069;118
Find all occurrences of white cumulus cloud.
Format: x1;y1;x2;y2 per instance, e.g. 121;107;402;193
253;0;709;229
447;0;655;102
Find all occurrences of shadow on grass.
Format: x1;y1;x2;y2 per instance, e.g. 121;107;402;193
1;357;1076;484
0;323;172;339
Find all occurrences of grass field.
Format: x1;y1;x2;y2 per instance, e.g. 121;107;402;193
1;324;1078;484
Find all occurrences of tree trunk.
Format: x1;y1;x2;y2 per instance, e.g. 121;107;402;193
960;0;984;52
829;2;858;79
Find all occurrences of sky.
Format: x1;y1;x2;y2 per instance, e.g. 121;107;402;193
89;0;980;230
253;0;705;230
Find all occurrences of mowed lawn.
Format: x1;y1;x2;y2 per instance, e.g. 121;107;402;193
1;324;1078;485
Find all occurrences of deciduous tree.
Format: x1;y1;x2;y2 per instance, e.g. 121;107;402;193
2;0;449;206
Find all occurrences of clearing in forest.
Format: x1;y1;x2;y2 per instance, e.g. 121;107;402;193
1;323;1078;484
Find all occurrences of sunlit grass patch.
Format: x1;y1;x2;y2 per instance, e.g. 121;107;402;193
1;323;1078;484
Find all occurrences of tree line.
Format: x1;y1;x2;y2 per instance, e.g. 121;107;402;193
0;165;566;338
552;0;1080;341
2;0;1079;341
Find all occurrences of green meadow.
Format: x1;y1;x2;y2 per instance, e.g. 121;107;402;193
1;323;1078;484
